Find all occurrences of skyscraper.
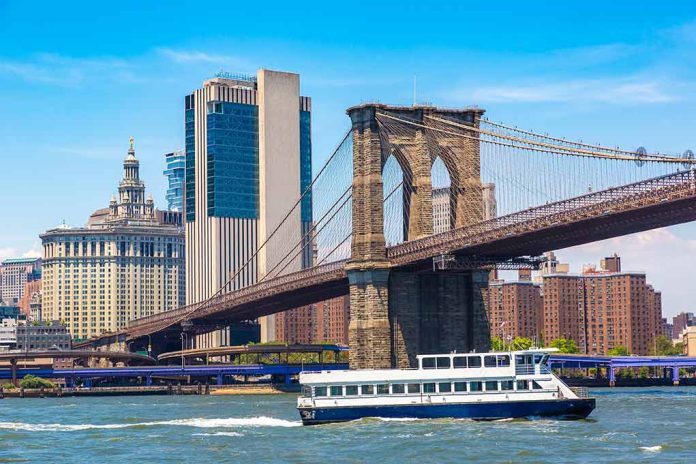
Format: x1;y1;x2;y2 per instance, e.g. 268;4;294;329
164;149;185;211
41;140;185;340
184;70;312;342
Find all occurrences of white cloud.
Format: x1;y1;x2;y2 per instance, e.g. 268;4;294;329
157;48;246;67
0;53;135;86
466;78;675;104
0;246;40;261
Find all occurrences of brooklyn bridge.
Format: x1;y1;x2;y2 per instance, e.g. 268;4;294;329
82;103;696;369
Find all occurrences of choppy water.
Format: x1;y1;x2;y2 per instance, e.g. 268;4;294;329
1;387;695;463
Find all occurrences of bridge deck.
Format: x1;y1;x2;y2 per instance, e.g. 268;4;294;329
95;170;696;342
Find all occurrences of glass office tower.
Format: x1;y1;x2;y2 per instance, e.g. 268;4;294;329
184;70;312;343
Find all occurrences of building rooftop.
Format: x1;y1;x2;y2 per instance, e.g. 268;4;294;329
1;257;41;265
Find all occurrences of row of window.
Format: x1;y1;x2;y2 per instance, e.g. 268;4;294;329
421;354;511;370
310;379;544;398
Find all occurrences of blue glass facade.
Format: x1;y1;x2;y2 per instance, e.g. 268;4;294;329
299;110;313;223
207;102;259;219
184;102;196;222
164;150;185;211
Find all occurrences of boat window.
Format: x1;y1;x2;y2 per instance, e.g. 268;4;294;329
468;356;482;368
302;386;312;397
423;383;436;393
515;355;526;365
392;384;405;394
453;356;467;368
438;382;452;393
484;356;497;368
470;381;482;392
485;381;499;391
330;386;343;396
497;355;510;367
408;383;421;394
314;386;328;397
516;380;529;391
501;380;514;391
534;355;544;365
454;381;467;392
377;384;389;395
361;385;374;395
345;385;358;396
422;357;436;369
436;357;451;369
532;381;544;390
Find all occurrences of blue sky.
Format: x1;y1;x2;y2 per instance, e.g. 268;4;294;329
1;1;696;317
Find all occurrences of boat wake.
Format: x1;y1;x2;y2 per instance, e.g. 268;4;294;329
0;416;301;432
640;445;663;453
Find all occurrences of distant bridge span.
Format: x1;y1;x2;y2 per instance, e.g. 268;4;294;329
115;170;696;341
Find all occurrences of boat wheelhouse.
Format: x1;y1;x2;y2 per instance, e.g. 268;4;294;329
297;348;595;425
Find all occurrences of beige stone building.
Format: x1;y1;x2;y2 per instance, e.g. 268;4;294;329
40;140;185;340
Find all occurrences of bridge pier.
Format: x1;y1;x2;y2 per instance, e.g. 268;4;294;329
347;268;392;369
390;269;490;368
672;366;680;386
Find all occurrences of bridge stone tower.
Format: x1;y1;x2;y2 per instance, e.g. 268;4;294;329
346;104;490;369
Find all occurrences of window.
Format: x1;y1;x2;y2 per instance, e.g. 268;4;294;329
315;386;328;397
436;357;451;369
454;382;467;392
485;381;499;391
484;356;497;368
330;386;343;396
438;382;452;393
470;381;483;392
453;356;467;368
468;356;482;368
345;385;358;396
423;383;436;393
361;385;374;395
422;357;436;369
501;380;514;391
391;384;405;394
497;355;511;367
532;381;544;390
407;384;421;394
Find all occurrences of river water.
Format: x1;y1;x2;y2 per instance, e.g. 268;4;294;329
1;387;694;463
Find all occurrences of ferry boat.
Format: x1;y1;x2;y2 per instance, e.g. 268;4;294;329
297;348;595;425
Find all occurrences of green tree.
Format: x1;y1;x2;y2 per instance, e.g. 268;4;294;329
607;345;630;356
19;375;55;389
491;336;505;351
652;335;683;356
511;337;533;350
548;338;579;354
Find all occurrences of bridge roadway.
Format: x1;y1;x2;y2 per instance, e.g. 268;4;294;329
0;364;349;385
0;350;156;365
549;354;696;384
157;343;347;363
111;170;696;340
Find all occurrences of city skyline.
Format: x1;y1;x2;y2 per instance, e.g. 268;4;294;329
3;1;696;316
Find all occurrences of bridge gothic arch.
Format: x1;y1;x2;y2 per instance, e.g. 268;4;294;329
346;104;488;369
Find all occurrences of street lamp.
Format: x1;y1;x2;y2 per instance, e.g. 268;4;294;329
180;332;187;369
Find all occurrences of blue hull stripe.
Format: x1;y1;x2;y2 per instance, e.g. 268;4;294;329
299;399;595;425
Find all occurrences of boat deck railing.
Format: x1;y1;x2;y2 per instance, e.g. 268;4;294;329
570;387;590;398
515;365;552;375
